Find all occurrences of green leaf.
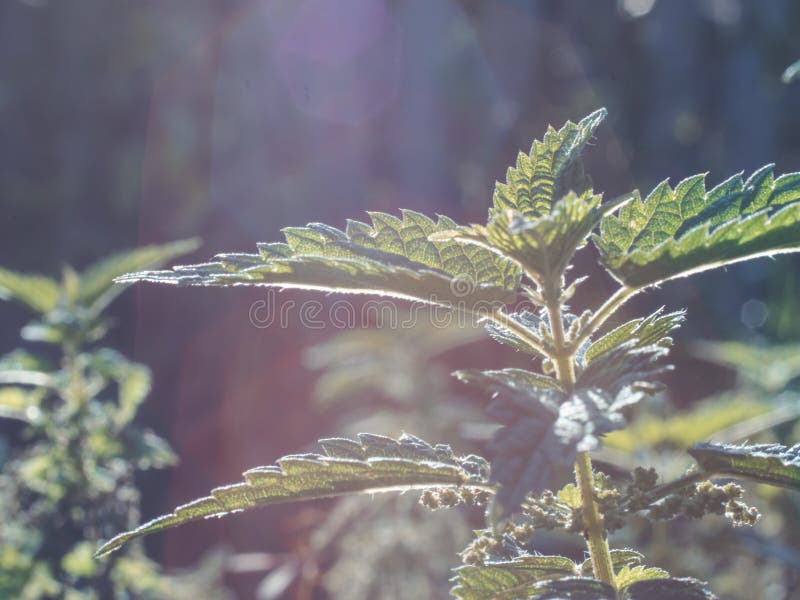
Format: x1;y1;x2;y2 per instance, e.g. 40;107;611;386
595;165;800;288
490;109;607;220
613;565;668;589
556;483;582;509
783;59;800;83
95;433;490;557
450;555;578;600
0;268;59;314
621;577;717;599
688;442;800;491
584;309;685;365
435;190;632;283
483;385;628;519
455;368;565;395
579;550;645;577
118;212;520;311
79;238;200;312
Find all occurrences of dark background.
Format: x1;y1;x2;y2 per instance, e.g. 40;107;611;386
2;0;800;596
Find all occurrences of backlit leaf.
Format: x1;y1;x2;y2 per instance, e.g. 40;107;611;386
96;433;490;557
450;555;578;600
490;109;607;219
436;190;632;283
118;212;520;311
595;165;800;288
688;442;800;491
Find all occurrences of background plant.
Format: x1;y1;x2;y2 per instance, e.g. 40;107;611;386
98;110;800;599
0;240;229;599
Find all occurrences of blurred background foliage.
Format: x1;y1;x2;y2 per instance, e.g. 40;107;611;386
0;243;229;598
1;0;800;597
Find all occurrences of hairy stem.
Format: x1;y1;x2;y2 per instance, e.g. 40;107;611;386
575;450;616;586
541;279;615;588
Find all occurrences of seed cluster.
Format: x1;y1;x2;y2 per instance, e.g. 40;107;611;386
419;486;490;510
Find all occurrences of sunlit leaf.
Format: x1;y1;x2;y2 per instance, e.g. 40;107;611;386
490;109;606;220
118;212;520;311
614;565;668;589
579;549;645;577
688;442;800;491
450;555;578;600
96;433;491;557
584;309;685;365
435;190;631;283
595;165;800;288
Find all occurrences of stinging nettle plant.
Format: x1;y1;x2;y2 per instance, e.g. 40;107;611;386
98;109;800;599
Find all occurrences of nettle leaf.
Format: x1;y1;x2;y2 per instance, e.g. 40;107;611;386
450;555;578;600
118;211;520;311
461;308;677;519
0;268;59;314
621;577;717;600
96;433;490;557
579;550;645;576
584;309;685;365
455;368;565;396
595;165;800;288
688;442;800;490
435;190;631;283
477;382;628;519
613;565;669;589
490;109;606;220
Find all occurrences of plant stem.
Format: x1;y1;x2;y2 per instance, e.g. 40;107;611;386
543;280;615;588
574;451;615;586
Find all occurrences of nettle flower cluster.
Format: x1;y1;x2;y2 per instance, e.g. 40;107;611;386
97;110;800;599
